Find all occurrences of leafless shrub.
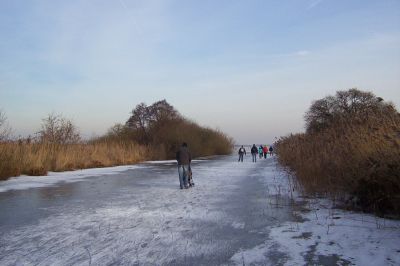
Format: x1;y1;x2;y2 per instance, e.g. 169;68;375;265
38;113;81;144
0;110;11;141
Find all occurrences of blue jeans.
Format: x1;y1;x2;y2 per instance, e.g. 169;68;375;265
178;164;189;188
252;153;257;162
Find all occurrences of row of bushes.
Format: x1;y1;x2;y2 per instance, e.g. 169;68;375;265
0;100;234;180
276;89;400;217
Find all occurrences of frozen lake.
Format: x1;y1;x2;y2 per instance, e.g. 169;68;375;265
1;155;399;265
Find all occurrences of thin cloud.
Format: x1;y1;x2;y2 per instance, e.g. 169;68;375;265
295;50;310;56
266;50;311;58
307;0;323;10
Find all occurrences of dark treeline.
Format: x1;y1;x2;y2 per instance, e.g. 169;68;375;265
276;89;400;217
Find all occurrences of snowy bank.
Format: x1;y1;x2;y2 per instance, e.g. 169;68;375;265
230;159;400;266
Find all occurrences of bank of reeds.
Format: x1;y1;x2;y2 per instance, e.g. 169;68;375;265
145;120;234;160
0;100;234;180
276;89;400;217
0;141;149;180
0;125;233;181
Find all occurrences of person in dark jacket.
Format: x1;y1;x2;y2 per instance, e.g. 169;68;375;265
251;144;258;162
269;145;274;156
238;145;246;162
176;142;192;189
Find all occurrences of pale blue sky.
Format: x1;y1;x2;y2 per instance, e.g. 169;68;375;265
1;0;399;144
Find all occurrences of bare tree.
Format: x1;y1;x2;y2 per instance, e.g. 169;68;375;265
304;96;335;133
147;100;180;124
38;113;81;144
126;103;151;143
0;110;11;141
107;123;127;136
126;100;181;144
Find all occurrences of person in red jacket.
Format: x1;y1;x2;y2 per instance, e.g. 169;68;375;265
263;145;268;158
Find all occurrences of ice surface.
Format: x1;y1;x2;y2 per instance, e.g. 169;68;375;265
0;165;143;193
0;155;399;265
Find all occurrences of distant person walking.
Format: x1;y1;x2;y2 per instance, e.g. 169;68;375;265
269;145;274;156
258;145;263;159
176;142;192;189
238;145;246;162
263;145;268;158
251;144;258;162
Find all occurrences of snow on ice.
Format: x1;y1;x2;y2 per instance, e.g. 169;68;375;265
229;160;400;266
0;155;399;265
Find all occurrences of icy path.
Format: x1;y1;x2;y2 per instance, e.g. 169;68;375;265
1;155;399;265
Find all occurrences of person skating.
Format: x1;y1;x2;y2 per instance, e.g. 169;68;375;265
176;142;192;189
263;145;268;158
251;144;258;162
238;145;246;162
258;145;263;159
269;145;274;156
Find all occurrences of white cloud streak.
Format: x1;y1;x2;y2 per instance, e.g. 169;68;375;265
295;50;310;56
307;0;323;10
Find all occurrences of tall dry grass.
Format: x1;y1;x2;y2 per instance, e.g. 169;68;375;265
276;89;400;217
146;119;234;160
0;100;234;181
0;122;233;181
0;141;149;180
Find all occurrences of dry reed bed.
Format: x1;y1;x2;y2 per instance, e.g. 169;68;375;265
0;142;149;180
0;132;233;181
0;100;234;181
276;117;400;216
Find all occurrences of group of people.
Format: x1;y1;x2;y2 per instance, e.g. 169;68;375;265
176;142;274;190
238;144;273;162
